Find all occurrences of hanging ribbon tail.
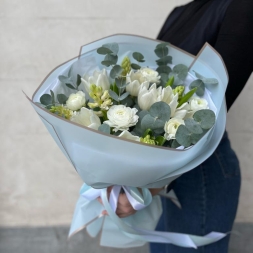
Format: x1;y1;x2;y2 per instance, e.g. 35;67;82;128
160;189;182;209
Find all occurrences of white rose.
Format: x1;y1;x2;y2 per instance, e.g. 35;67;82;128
190;97;209;112
103;105;139;132
164;117;185;141
81;69;110;92
70;107;101;130
139;68;160;84
66;91;86;111
118;130;140;142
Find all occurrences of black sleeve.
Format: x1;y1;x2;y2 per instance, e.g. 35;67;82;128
214;0;253;110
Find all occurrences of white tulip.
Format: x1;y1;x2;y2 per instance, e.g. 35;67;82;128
190;97;209;112
81;69;110;92
118;130;140;142
164;117;185;141
71;107;101;130
103;105;139;132
66;91;86;111
138;83;158;111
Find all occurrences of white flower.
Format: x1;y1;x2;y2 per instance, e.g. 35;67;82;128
103;105;139;132
164;117;185;141
81;69;110;92
118;130;140;142
66;91;86;111
71;107;101;130
139;68;160;84
138;83;158;111
126;70;149;96
189;97;209;112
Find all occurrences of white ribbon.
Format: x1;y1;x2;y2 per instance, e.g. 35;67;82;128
69;184;227;248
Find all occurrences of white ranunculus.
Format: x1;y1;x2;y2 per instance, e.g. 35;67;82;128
70;107;101;130
103;105;139;132
126;70;150;96
66;91;86;111
138;83;158;111
164;117;185;141
139;68;160;84
81;69;110;92
118;130;140;142
190;97;209;112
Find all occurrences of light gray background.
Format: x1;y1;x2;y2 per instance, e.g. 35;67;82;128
0;0;252;252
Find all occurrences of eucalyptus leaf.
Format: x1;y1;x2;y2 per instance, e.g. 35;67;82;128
189;79;205;96
102;43;119;55
202;78;219;85
131;63;141;70
105;54;118;65
154;45;169;58
156;55;172;65
110;65;122;79
108;90;119;101
58;75;73;84
133;52;145;62
76;74;82;87
40;94;52;106
191;129;208;144
121;96;134;107
177;87;197;108
171;139;181;149
97;47;113;55
193;70;205;79
160;73;169;87
173;64;188;80
156;42;170;49
184;118;203;134
175;125;192;147
50;90;55;104
66;83;77;90
119;92;129;101
149;102;171;122
115;77;127;89
193;109;215;129
57;94;68;104
98;123;111;134
101;61;113;67
141;114;165;131
156;65;171;74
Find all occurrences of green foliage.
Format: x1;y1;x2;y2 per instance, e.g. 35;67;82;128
76;74;82;87
177;87;197;108
40;94;52;106
160;73;169;87
156;65;171;75
98;124;111;134
193;71;218;85
184;118;203;134
133;52;145;62
105;54;118;65
156;56;172;65
115;77;127;90
165;76;174;87
102;43;119;55
97;47;113;55
175;125;192;147
110;65;122;79
57;94;68;104
193;109;215;129
50;90;55;105
108;90;119;101
58;75;77;90
189;79;205;96
131;63;141;70
154;43;169;58
172;64;188;80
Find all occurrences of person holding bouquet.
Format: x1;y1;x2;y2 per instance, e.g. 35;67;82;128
114;0;253;252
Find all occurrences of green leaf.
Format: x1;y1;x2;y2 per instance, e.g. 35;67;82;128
193;70;205;79
141;114;165;131
133;52;145;62
58;75;73;84
76;74;82;87
171;139;181;149
110;65;122;79
154;45;169;58
108;90;119;101
155;136;166;146
177;87;197;108
193;109;215;129
105;54;118;65
156;55;172;65
131;63;141;70
189;79;205;96
119;92;129;101
175;125;192;147
173;64;188;80
160;73;169;87
184;118;203;134
102;43;119;55
97;47;113;55
121;95;134;107
115;77;127;89
66;83;76;90
149;101;171;122
165;76;174;87
202;78;219;85
156;65;171;74
156;42;170;49
98;123;111;134
57;94;68;104
191;129;208;144
40;94;52;106
101;61;113;67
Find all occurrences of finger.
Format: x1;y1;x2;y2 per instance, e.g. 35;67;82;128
97;197;103;205
101;210;108;216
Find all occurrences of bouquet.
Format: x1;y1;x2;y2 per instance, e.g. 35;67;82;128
26;34;228;248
